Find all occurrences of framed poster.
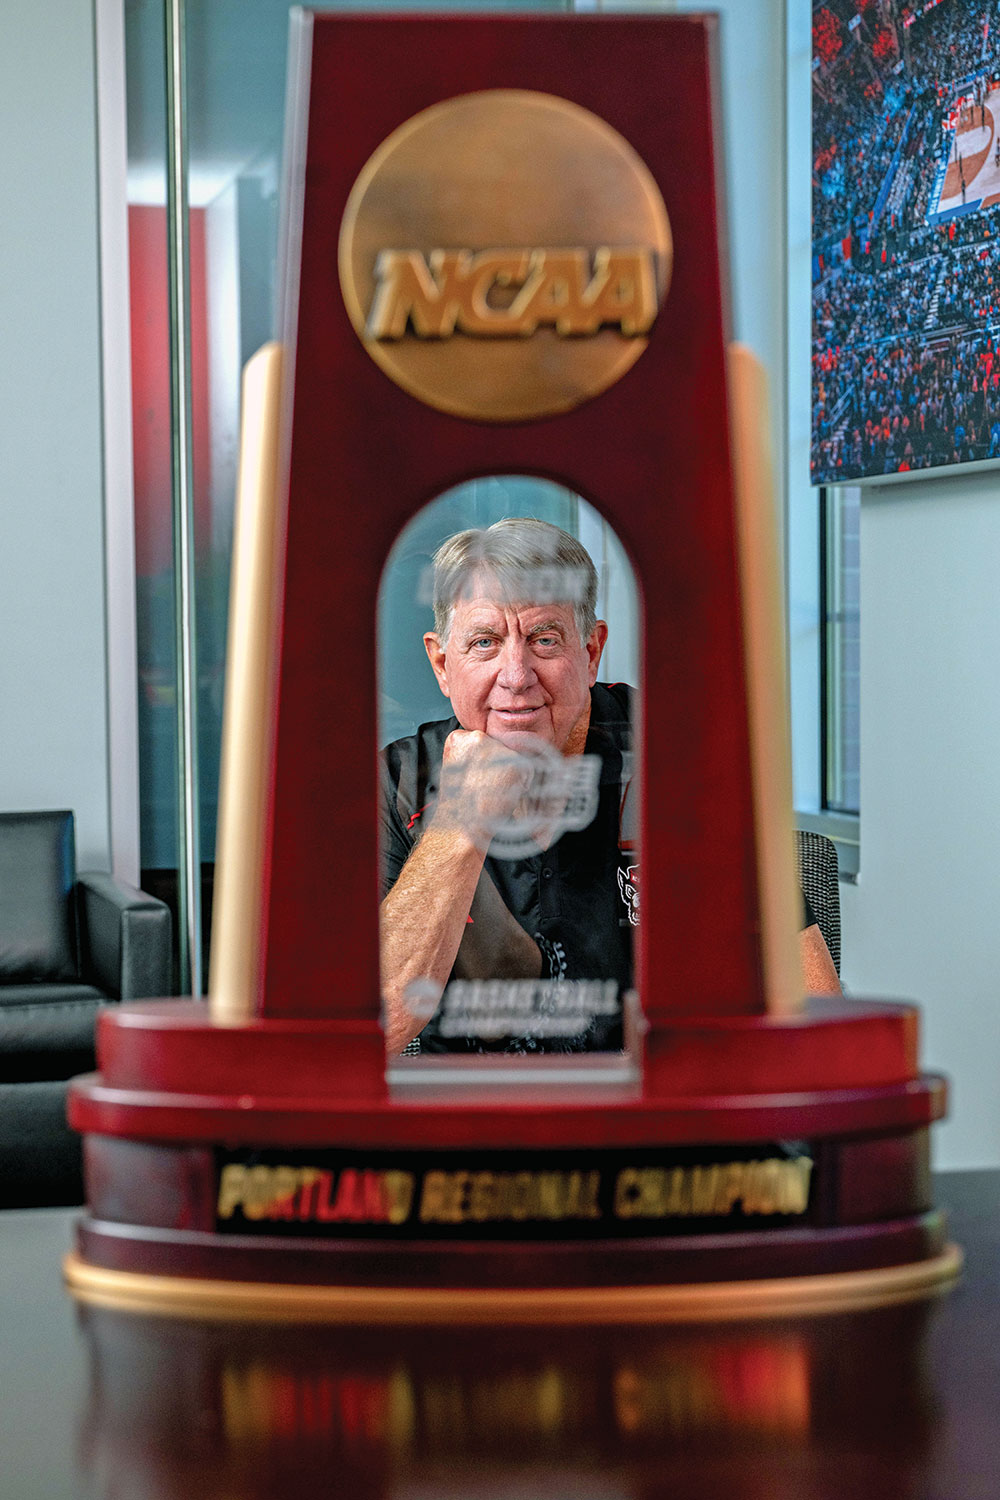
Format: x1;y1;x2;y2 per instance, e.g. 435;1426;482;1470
812;0;1000;484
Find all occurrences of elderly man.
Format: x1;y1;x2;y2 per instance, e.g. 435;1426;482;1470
379;517;838;1056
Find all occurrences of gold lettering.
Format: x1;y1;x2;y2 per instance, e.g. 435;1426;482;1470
608;1157;814;1223
419;1170;449;1222
689;1165;721;1217
712;1162;744;1215
469;1171;496;1222
665;1167;690;1217
563;1171;584;1218
755;1161;781;1215
367;249;471;339
464;250;533;332
510;250;591;335
577;248;658;336
614;1168;641;1219
739;1162;759;1214
451;1172;473;1224
270;1166;300;1221
383;1170;415;1225
367;247;659;341
243;1165;276;1221
510;1171;534;1221
778;1158;813;1215
731;1158;814;1216
581;1171;602;1219
639;1169;667;1217
217;1164;247;1220
414;1167;612;1224
535;1172;566;1219
417;1170;468;1223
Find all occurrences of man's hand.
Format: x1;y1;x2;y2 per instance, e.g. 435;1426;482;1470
435;728;541;848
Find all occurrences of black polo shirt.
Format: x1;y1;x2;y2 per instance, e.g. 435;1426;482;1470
380;683;634;1052
380;682;818;1053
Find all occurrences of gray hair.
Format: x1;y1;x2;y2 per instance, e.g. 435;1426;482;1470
431;517;598;646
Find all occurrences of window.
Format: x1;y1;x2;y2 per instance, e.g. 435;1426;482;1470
821;485;860;817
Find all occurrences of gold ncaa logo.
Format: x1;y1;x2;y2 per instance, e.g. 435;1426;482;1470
338;89;672;423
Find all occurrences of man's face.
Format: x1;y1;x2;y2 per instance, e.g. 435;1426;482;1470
424;593;607;754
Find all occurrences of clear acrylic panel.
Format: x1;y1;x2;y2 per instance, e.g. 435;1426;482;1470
378;481;640;1058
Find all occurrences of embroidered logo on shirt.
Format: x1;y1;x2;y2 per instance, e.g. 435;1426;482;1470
617;863;640;926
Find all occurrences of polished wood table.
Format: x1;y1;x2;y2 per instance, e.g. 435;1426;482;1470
2;1171;997;1500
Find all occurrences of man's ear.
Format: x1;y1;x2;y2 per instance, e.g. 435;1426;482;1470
585;621;609;685
423;633;450;697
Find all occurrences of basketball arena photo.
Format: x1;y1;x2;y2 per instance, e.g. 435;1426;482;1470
812;0;1000;483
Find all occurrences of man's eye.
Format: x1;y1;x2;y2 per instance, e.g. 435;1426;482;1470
471;637;496;650
533;635;559;648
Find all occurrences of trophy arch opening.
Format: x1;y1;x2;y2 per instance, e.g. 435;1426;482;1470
377;475;642;1072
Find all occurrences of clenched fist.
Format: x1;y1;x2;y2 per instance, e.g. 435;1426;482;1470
435;728;558;851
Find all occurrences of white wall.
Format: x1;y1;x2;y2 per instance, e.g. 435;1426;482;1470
0;2;112;870
842;472;1000;1170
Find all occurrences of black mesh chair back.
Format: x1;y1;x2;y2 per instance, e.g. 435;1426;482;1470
794;830;841;977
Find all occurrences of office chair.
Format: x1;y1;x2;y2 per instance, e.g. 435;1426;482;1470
0;810;172;1206
794;829;841;977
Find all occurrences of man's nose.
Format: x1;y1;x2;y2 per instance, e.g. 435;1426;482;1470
496;639;537;691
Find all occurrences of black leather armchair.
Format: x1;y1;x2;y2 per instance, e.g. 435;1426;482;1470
0;811;172;1207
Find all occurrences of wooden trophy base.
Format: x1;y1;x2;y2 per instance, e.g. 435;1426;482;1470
64;997;961;1322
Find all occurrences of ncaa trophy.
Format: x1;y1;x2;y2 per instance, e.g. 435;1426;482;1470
65;12;959;1319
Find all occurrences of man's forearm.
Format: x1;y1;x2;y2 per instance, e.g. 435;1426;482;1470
453;871;542;982
381;726;553;1053
380;824;486;1053
800;923;841;995
380;832;543;1053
